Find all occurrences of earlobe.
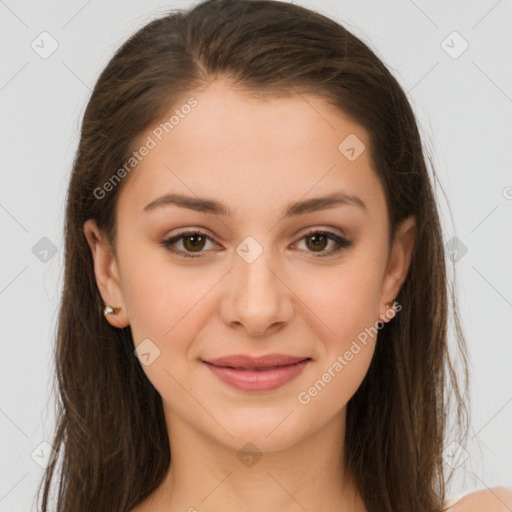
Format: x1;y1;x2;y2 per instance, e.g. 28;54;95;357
378;215;416;321
83;219;130;329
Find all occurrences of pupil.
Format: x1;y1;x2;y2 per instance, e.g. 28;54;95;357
185;235;204;251
308;234;326;251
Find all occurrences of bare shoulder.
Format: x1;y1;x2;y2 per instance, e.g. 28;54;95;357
449;487;512;512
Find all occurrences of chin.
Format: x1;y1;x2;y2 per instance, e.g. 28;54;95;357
209;410;313;453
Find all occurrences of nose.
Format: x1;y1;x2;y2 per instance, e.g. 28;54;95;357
220;251;294;337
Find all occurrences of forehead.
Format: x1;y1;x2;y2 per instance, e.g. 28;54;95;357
118;79;386;221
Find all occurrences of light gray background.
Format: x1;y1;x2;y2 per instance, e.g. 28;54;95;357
1;0;511;509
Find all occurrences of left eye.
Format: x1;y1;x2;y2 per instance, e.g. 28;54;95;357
295;230;352;256
161;229;352;258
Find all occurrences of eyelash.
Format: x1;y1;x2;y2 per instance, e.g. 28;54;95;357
160;229;353;259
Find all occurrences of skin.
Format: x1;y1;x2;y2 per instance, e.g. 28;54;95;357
447;487;512;512
84;80;512;512
84;78;418;512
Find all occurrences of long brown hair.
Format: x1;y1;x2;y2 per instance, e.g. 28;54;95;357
38;1;470;510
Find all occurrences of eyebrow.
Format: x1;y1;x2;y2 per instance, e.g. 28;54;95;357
143;191;367;217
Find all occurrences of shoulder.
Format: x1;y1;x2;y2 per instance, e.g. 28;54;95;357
447;487;512;511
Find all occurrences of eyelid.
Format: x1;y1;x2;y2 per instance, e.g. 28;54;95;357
297;225;347;240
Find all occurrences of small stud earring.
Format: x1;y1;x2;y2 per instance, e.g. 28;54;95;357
104;305;121;316
386;300;399;310
379;300;399;322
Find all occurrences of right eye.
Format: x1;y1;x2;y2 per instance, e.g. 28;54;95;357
161;230;217;258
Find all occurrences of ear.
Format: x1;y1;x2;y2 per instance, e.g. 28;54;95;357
378;215;416;322
83;219;130;329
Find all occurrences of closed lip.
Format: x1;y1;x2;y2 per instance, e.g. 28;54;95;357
203;353;311;369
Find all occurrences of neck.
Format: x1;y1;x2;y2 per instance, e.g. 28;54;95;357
135;405;366;512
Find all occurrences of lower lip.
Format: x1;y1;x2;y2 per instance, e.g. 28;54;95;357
203;359;311;392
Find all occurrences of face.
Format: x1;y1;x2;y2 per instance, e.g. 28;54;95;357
85;80;415;454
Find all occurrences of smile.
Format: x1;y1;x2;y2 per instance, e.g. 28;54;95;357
202;358;311;392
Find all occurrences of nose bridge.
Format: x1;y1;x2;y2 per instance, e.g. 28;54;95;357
237;245;278;298
222;236;293;335
234;237;282;305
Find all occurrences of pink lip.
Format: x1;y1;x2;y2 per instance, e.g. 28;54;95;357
204;353;309;368
202;354;311;392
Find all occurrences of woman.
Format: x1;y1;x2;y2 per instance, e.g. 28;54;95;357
37;0;512;510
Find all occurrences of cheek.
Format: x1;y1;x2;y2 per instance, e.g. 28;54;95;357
119;239;196;335
124;270;208;354
294;263;382;417
121;258;211;410
296;255;385;343
119;242;221;383
291;250;385;407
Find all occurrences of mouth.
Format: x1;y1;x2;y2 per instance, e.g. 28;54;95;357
214;364;303;371
202;355;312;392
203;354;311;369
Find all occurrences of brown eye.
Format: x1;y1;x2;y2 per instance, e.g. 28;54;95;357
182;233;207;252
296;230;353;257
161;229;353;259
305;232;329;252
161;230;216;258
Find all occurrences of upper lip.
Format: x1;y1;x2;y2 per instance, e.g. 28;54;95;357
203;354;310;369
